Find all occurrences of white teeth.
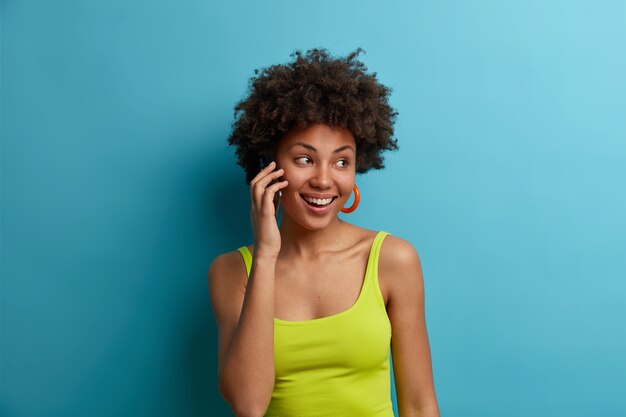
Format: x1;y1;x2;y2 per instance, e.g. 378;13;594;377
303;196;333;206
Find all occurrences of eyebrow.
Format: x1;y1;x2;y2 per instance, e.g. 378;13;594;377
289;142;355;154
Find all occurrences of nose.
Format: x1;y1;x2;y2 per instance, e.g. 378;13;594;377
309;164;332;189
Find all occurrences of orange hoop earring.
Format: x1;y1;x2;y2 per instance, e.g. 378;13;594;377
340;184;360;213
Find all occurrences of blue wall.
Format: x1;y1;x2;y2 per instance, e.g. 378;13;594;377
2;1;625;416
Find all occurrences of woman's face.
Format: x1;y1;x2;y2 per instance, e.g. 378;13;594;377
275;123;357;229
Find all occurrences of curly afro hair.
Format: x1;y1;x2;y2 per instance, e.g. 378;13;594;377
227;47;399;184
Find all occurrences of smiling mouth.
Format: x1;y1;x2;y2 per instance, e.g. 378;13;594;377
299;195;337;208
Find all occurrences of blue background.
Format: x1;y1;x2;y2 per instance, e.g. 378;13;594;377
2;1;625;416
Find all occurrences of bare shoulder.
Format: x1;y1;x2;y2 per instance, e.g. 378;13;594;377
207;249;249;381
378;234;424;304
208;249;247;278
208;249;248;301
380;234;421;266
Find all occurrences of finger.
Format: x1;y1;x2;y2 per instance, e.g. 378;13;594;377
262;180;288;213
255;175;286;213
250;164;281;202
257;168;284;189
252;168;284;207
262;181;288;215
250;160;276;186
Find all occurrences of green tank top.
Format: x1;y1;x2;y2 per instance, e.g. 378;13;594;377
237;231;394;417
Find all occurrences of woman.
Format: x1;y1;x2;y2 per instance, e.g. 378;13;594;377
209;48;440;417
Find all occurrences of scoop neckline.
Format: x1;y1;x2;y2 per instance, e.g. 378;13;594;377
242;230;383;326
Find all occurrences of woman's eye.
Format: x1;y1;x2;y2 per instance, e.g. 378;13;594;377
295;157;349;167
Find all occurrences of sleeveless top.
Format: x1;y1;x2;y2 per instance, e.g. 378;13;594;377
236;231;394;417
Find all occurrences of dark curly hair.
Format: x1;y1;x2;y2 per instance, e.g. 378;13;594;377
227;47;399;184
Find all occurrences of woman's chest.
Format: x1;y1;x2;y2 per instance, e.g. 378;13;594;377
273;252;389;322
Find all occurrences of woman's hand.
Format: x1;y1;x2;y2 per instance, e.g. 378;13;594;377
249;161;288;259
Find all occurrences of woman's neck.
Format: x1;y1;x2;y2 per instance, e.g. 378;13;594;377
278;215;350;260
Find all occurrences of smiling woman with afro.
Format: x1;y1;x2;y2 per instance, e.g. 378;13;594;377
209;47;440;417
227;47;400;183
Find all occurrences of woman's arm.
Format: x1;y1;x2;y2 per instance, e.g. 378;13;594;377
208;251;277;417
209;158;286;416
380;236;440;417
